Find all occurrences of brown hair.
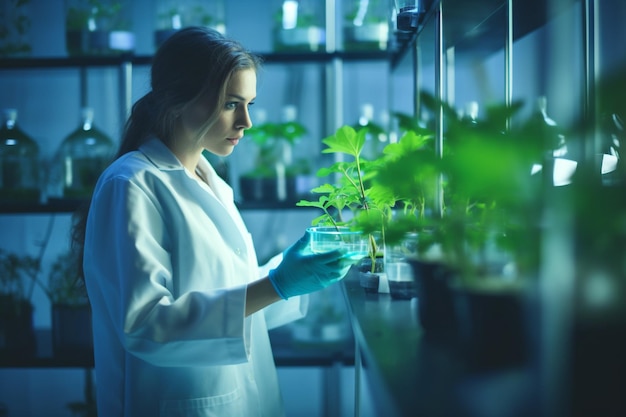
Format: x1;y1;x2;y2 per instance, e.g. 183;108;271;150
71;27;262;282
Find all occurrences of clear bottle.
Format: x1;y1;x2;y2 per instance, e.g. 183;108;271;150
53;108;115;199
65;0;135;56
273;0;326;52
278;105;310;200
343;0;389;51
355;103;386;160
154;0;226;49
0;109;40;202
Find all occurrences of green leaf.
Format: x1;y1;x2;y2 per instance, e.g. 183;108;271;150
321;126;366;157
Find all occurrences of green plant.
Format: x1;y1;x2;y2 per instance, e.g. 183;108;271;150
0;248;39;312
418;93;544;282
243;116;308;179
47;251;87;306
362;128;439;250
66;1;129;31
0;0;32;56
297;125;395;272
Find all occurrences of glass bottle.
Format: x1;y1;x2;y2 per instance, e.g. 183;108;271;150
273;0;326;52
154;0;226;49
355;103;386;160
278;105;309;201
0;109;40;202
343;0;389;51
65;0;135;56
0;0;32;57
53;108;115;199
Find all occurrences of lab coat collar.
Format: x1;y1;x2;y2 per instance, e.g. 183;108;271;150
138;137;243;236
139;137;235;206
138;137;185;171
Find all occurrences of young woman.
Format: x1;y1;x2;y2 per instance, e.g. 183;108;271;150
72;27;351;417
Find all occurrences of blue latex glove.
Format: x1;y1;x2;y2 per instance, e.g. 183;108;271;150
268;232;353;299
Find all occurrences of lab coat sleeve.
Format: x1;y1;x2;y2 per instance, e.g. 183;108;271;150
258;252;309;330
84;176;250;367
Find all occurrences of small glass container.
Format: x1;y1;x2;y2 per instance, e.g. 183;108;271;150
0;109;40;202
343;0;389;51
307;226;369;262
385;232;419;299
65;0;135;56
273;0;326;52
154;0;226;49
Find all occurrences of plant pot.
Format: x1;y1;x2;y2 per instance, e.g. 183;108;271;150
409;259;458;342
356;256;383;294
0;297;36;360
385;233;419;300
450;280;529;370
239;176;297;203
52;303;93;361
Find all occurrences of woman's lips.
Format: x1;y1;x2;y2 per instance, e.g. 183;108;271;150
227;137;240;145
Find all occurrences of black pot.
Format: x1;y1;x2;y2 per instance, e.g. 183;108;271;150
408;259;458;342
356;256;383;294
52;303;94;361
0;297;36;361
239;176;297;202
451;284;529;370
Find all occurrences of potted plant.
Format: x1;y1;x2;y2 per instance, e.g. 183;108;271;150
297;125;395;293
0;248;39;360
0;0;32;57
423;95;544;367
65;0;134;56
272;3;325;52
46;251;92;361
239;107;309;204
362;126;440;300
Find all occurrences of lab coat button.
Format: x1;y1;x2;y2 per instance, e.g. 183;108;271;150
235;248;241;255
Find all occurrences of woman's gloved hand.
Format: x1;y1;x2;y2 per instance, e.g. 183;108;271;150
268;231;353;299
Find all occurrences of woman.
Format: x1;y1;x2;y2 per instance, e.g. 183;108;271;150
72;27;351;416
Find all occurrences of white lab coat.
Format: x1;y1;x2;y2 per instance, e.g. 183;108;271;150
83;138;308;417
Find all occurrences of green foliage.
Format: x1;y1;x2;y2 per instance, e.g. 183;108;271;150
243;118;309;179
48;252;88;306
418;92;544;279
65;1;129;31
0;248;39;305
298;125;397;269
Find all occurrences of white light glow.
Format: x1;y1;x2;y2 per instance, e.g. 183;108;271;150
282;1;299;30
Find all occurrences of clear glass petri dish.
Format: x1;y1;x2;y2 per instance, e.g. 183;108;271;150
307;226;369;261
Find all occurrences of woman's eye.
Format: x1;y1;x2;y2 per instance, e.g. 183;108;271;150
225;102;237;110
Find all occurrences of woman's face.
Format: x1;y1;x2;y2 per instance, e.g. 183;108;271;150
181;68;257;157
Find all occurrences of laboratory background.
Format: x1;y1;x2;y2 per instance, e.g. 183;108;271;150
1;0;626;416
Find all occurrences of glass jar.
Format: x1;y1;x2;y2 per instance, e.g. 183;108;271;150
0;0;32;57
65;0;135;56
154;0;226;49
51;107;115;200
343;0;389;51
0;109;40;202
273;0;326;52
385;232;420;299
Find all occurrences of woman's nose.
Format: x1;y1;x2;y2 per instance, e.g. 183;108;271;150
236;108;253;129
